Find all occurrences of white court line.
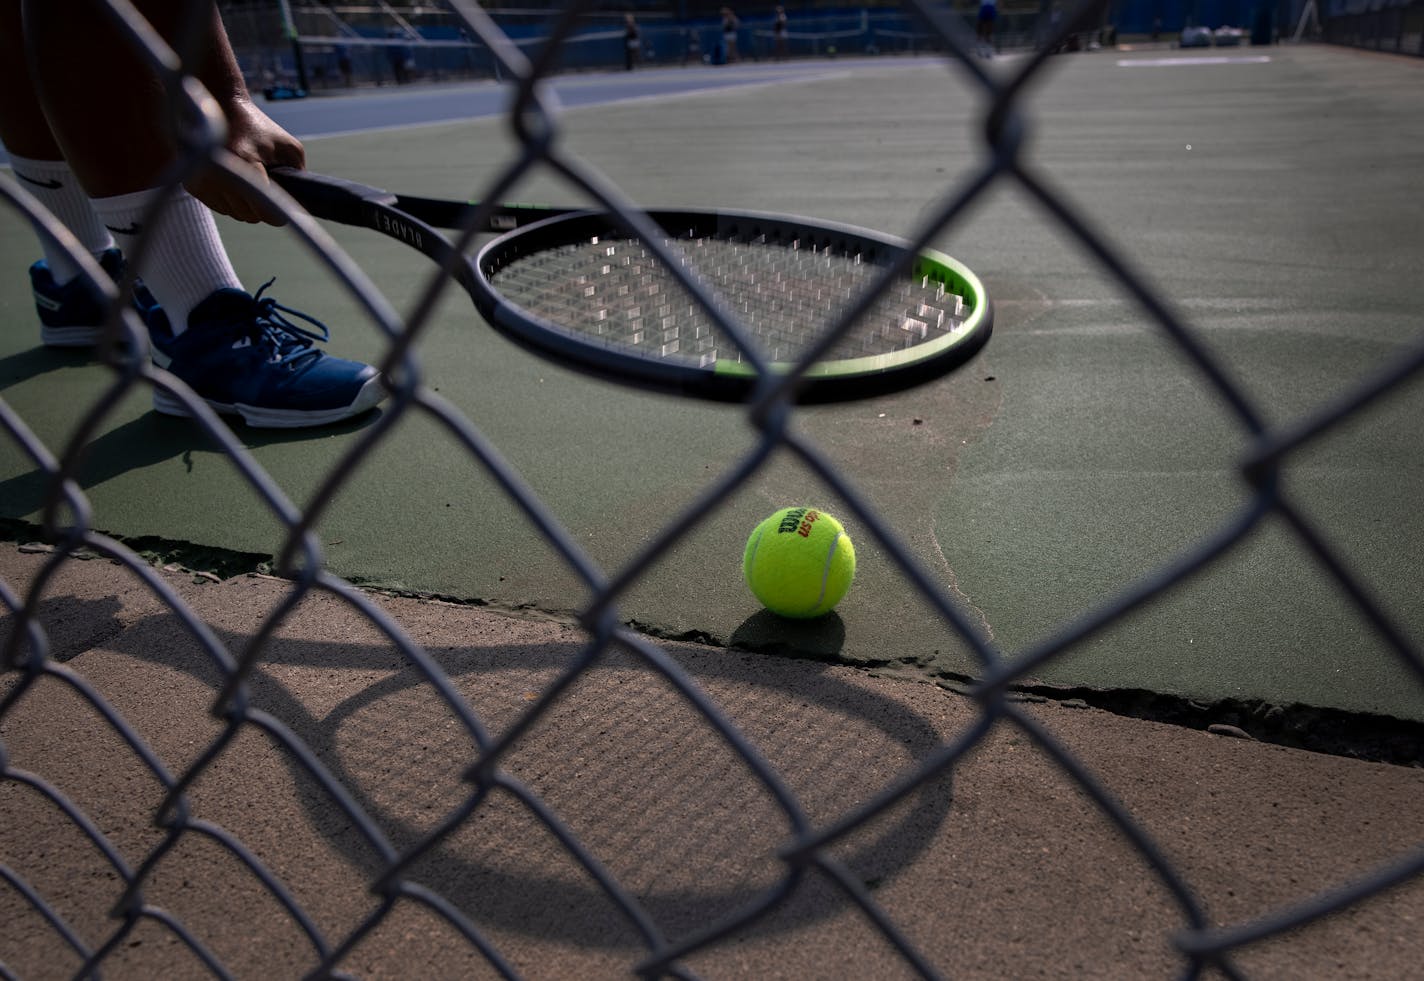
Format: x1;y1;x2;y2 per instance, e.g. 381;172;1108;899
1117;55;1272;67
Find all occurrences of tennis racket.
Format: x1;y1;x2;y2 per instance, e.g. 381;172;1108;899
270;168;992;404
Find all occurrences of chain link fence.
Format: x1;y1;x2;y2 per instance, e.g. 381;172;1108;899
218;2;1078;91
3;0;1424;977
1321;0;1424;55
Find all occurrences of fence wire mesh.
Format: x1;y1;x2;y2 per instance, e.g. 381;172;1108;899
222;2;1099;89
2;0;1423;978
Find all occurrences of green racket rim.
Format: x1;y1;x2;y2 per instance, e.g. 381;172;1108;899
709;247;990;382
476;208;993;404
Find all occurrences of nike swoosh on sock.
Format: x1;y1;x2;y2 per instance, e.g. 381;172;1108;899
15;172;64;190
105;223;143;236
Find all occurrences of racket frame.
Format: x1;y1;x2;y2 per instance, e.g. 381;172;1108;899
271;168;992;404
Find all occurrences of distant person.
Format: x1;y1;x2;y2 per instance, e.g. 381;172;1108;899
720;7;740;63
773;6;789;60
624;14;640;71
336;44;353;87
386;28;412;84
976;0;997;57
1046;4;1064;52
0;0;384;428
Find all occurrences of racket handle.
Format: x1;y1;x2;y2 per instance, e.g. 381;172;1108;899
269;166;398;220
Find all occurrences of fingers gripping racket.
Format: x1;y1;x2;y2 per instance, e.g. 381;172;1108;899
270;168;992;404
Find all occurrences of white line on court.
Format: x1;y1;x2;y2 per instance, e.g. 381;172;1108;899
1117;55;1272;67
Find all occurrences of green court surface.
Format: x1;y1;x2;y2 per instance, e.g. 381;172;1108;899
3;45;1422;721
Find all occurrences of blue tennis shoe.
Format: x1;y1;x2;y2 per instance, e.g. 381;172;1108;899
149;281;386;428
30;247;158;347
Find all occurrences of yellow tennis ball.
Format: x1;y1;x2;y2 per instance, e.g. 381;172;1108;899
743;506;856;619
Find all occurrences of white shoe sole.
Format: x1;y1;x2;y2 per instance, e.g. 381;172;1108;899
152;375;386;428
41;324;104;347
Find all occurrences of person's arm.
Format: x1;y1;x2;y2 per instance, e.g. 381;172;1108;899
21;0;303;224
183;1;306;223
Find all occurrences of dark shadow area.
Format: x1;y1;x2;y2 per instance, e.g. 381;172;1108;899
1004;678;1424;768
0;344;95;390
727;610;848;663
0;592;127;666
0;594;959;955
0;382;383;525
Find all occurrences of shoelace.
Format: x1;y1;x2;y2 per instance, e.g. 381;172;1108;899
248;279;331;367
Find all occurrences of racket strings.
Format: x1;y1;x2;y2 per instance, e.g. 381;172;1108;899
490;233;970;366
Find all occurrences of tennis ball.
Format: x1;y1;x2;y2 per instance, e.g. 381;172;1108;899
743;506;856;619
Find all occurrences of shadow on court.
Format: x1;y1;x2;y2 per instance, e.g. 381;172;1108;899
0;342;385;529
68;601;949;951
4;552;1424;978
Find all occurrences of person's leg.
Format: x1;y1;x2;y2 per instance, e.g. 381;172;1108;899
0;0;139;345
16;0;383;426
21;0;245;335
0;2;113;272
0;2;54;163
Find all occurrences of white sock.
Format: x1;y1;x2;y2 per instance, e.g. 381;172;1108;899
8;154;115;284
89;186;243;335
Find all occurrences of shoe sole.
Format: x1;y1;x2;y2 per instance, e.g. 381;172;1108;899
41;325;104;347
152;375;387;428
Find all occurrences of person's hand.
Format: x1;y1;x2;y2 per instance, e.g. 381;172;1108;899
184;98;305;225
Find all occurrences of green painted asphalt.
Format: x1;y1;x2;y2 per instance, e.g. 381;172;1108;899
2;46;1421;718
